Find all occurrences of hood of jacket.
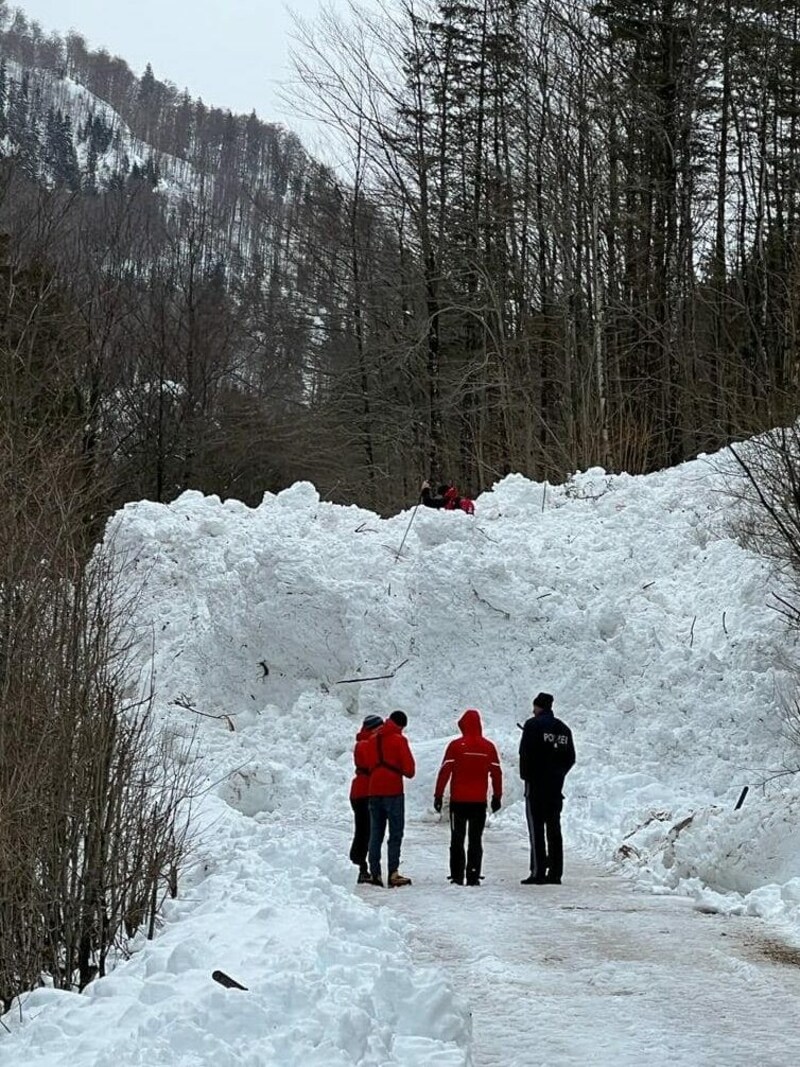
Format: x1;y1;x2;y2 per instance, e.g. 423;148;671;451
458;708;483;737
379;719;403;738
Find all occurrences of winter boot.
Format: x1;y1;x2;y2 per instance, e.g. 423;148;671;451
369;872;384;887
357;863;370;884
388;870;412;887
520;874;547;885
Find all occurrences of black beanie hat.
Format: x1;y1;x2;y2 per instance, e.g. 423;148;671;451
533;692;554;711
389;709;408;728
362;714;383;731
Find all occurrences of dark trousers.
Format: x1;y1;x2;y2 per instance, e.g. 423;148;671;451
524;785;564;880
449;801;487;885
368;795;405;877
349;797;370;868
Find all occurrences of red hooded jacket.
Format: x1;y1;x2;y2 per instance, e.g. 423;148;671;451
365;719;416;797
349;728;376;800
443;486;475;515
434;709;502;804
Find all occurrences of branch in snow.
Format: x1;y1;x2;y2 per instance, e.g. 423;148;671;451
171;695;235;731
336;658;409;684
472;588;510;619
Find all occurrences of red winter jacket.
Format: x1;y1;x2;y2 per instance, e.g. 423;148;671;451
349;728;376;800
442;486;475;515
365;719;416;797
434;709;502;804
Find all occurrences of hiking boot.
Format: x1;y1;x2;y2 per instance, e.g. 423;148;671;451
520;874;547;885
449;875;464;886
388;870;412;887
369;873;384;887
357;864;370;884
546;875;562;885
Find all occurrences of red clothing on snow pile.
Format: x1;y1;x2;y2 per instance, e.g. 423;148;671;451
365;719;416;796
421;482;475;514
442;486;475;515
434;709;502;803
349;728;376;800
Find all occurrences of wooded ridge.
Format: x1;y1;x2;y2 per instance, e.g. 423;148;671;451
2;0;800;518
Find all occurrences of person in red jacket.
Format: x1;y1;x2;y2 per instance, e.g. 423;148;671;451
365;710;416;887
434;708;503;886
420;481;476;515
349;714;383;883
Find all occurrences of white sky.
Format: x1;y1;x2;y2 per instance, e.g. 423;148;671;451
15;1;329;126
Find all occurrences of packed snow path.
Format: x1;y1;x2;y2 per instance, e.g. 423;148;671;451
369;821;800;1067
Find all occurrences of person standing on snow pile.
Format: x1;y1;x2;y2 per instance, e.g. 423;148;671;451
420;480;475;515
349;714;383;884
365;710;416;887
433;708;503;886
518;692;575;885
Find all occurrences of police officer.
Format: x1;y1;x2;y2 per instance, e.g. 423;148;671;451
519;692;576;885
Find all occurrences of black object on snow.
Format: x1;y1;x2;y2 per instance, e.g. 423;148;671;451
212;970;248;990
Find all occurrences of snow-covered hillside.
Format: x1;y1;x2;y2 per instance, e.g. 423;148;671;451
3;449;800;1064
1;58;195;196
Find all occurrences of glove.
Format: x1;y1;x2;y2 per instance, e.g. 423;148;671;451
433;796;443;813
490;796;501;814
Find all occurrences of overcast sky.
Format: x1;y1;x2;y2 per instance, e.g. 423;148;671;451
17;1;329;128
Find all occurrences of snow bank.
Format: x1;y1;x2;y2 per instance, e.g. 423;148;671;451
3;686;470;1065
4;449;800;1062
97;458;800;915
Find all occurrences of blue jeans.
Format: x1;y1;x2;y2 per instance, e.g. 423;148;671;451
368;795;405;876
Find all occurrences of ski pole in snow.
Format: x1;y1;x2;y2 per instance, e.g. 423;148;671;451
395;502;420;562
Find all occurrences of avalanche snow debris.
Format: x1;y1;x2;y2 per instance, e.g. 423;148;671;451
4;445;800;1063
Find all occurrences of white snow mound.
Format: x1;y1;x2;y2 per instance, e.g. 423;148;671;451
4;449;800;1064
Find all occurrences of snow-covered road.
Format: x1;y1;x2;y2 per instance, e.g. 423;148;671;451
370;820;800;1066
6;780;800;1065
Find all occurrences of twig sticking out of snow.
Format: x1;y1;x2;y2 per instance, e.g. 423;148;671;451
171;695;235;731
336;658;410;685
471;587;511;619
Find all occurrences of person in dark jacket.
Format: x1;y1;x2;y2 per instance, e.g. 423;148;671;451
420;480;450;509
364;710;416;887
433;708;503;886
349;714;383;883
518;692;575;885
